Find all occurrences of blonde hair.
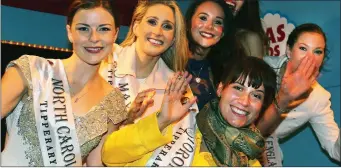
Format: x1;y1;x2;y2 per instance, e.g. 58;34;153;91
120;0;189;71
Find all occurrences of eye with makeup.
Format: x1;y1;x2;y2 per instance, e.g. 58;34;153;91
162;23;173;31
147;18;158;26
199;15;208;22
299;46;307;51
76;26;89;32
232;84;243;91
251;92;263;101
98;26;111;32
314;49;324;55
214;19;223;26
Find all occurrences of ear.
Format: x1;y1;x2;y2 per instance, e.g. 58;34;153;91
132;21;140;37
216;82;224;97
66;25;73;43
286;45;291;58
113;27;120;42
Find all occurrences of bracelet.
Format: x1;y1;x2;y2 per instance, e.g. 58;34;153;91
274;98;289;114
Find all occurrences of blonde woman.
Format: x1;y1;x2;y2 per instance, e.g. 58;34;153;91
99;0;191;119
100;0;199;166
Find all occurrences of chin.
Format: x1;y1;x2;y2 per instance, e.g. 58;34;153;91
144;50;165;57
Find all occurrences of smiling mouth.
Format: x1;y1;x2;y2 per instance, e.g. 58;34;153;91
226;1;236;8
231;106;249;116
147;38;164;45
84;47;103;53
199;31;214;38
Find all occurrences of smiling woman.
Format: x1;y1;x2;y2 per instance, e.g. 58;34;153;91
1;0;128;166
185;0;235;110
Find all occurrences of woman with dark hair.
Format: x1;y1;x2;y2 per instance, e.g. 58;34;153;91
184;0;236;110
1;0;127;166
259;23;340;166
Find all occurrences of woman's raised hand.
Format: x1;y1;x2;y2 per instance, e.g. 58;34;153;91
157;71;197;131
277;56;319;110
124;88;156;125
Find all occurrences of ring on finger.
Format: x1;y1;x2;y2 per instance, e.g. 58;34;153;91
177;75;183;80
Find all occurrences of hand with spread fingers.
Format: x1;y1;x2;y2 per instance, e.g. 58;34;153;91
277;56;319;110
157;71;197;131
124;88;156;125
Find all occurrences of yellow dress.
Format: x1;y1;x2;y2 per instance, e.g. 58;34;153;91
102;112;261;166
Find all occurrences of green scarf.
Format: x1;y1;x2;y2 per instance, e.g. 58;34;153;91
196;99;265;166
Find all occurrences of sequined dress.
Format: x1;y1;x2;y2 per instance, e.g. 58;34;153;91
1;56;127;166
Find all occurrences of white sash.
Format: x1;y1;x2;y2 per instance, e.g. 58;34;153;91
263;135;283;166
30;57;82;166
99;52;199;166
146;100;197;167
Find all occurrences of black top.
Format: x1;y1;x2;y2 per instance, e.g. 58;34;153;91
187;59;217;110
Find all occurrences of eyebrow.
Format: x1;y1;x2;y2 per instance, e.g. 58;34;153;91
75;23;113;27
197;12;224;20
234;82;265;93
298;43;324;50
146;16;175;26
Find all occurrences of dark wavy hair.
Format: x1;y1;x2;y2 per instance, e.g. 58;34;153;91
220;56;277;116
185;0;236;85
67;0;120;29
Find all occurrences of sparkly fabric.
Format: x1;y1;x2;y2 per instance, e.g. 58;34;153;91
3;55;127;166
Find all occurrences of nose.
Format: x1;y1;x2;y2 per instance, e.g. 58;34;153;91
204;20;214;30
89;30;100;43
152;25;162;36
238;92;250;107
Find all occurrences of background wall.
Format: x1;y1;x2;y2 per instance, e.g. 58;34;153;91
1;1;340;166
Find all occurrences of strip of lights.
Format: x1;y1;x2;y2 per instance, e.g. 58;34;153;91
1;40;71;52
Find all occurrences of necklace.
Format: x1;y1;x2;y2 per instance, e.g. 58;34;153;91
73;89;89;103
70;83;90;103
189;62;205;83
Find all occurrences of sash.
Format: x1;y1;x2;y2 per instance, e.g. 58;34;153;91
30;57;82;166
262;135;283;166
145;96;198;167
100;51;199;167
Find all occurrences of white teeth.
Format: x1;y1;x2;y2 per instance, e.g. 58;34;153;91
86;47;101;51
148;38;163;45
226;2;236;7
231;106;248;115
200;32;213;38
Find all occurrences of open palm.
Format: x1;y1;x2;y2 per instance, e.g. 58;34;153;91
278;56;318;108
158;72;197;129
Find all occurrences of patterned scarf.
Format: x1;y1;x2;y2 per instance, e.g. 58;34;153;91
196;99;265;166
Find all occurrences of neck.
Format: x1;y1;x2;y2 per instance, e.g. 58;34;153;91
135;42;160;79
62;53;99;90
190;47;211;60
